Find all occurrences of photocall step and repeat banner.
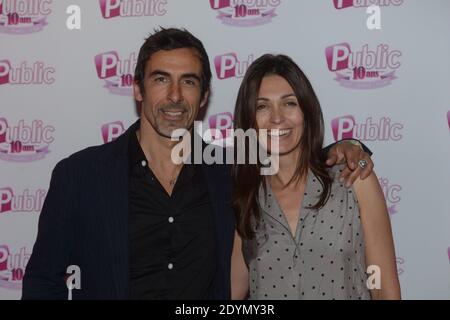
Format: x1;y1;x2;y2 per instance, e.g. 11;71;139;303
0;0;449;300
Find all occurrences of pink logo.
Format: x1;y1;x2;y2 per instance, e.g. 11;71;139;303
99;0;167;19
325;43;402;89
333;0;404;10
0;118;55;162
0;59;55;85
208;112;234;140
0;187;46;214
214;53;254;80
210;0;281;27
0;245;30;290
95;51;136;96
0;0;52;34
378;177;402;215
101;121;125;143
331;115;403;142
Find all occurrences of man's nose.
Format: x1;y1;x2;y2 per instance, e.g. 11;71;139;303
168;82;182;104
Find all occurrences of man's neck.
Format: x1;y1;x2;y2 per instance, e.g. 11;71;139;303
137;118;183;173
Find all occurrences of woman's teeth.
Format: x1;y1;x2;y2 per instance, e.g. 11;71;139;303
268;129;291;137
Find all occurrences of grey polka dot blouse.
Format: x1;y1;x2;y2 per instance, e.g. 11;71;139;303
243;164;371;300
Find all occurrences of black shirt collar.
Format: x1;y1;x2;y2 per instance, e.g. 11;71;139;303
128;129;147;171
127;128;197;182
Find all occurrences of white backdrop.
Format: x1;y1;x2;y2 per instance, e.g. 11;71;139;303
0;0;449;299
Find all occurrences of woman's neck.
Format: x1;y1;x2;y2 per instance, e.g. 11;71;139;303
270;149;305;189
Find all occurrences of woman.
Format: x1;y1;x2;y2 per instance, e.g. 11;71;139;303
231;54;401;300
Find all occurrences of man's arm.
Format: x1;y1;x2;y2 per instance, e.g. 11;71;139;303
323;139;374;187
22;159;72;300
323;139;372;157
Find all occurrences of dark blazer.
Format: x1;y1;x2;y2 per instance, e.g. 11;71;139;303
22;120;235;300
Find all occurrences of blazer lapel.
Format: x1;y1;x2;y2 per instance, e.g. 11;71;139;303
98;120;139;299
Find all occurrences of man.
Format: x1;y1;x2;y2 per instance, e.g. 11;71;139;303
22;28;373;300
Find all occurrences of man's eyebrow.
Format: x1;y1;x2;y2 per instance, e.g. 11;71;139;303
148;70;201;82
148;70;170;78
181;73;201;82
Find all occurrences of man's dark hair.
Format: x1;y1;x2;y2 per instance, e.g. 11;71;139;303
134;27;211;99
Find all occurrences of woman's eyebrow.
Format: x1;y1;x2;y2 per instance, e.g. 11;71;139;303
257;93;296;100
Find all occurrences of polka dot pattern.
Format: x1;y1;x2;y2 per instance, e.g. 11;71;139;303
243;164;371;300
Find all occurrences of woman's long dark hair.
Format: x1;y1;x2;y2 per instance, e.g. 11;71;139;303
232;54;332;239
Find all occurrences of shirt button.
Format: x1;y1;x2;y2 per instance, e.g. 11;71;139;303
168;263;174;270
168;217;174;223
141;160;147;167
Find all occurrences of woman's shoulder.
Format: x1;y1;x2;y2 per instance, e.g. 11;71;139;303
322;164;358;204
325;163;347;182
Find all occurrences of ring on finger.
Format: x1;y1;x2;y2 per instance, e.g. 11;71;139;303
358;159;368;169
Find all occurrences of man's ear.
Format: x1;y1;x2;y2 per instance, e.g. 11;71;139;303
200;90;210;108
133;81;143;102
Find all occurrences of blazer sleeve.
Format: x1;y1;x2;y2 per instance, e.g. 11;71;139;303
22;159;73;300
322;138;373;157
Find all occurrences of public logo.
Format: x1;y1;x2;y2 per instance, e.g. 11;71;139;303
331;115;403;142
208;112;233;140
333;0;404;10
209;0;281;27
101;121;125;143
325;42;401;89
0;0;52;34
0;59;55;85
0;118;55;162
0;187;46;214
214;52;254;80
378;177;401;215
94;51;136;96
0;245;31;290
99;0;167;19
